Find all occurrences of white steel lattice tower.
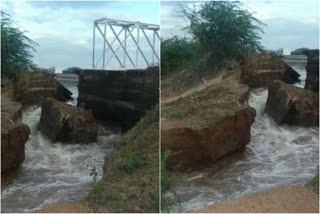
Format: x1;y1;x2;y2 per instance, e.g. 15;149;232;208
92;18;160;69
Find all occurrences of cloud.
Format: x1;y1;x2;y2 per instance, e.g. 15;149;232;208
1;1;160;70
160;1;319;50
72;39;90;47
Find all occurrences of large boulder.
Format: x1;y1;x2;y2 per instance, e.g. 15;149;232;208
266;80;319;127
76;66;159;131
15;71;72;105
305;50;319;92
161;80;256;170
241;52;300;88
39;98;98;143
1;96;30;172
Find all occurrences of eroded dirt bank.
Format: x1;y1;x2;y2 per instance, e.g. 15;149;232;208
194;186;319;213
161;52;319;212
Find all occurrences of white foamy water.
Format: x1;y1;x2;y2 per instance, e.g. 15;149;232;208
1;86;120;212
174;67;319;212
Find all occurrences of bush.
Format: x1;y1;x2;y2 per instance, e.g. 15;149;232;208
161;150;180;212
1;11;37;80
161;36;201;76
291;48;310;55
182;1;265;68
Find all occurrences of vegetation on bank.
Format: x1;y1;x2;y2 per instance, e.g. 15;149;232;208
1;11;37;80
87;107;159;213
161;150;181;212
161;37;201;76
291;48;311;55
161;1;265;77
161;1;265;98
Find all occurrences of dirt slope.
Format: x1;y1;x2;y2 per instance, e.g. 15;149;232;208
194;186;319;213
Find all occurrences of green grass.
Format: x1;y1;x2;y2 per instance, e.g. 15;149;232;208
123;150;139;174
161;150;180;212
169;107;189;119
87;107;159;213
107;187;121;201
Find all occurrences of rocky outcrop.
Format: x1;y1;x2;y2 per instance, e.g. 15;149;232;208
15;71;72;105
161;80;256;170
1;96;30;172
305;50;319;92
266;80;319;127
76;66;159;131
39;98;98;143
241;52;300;88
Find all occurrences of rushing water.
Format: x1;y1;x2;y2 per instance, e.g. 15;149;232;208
1;82;120;213
174;65;319;212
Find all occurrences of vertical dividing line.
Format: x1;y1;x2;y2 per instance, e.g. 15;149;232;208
92;23;96;69
158;0;161;212
103;22;107;69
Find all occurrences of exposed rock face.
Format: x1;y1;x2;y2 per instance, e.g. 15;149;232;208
305;49;319;92
39;98;98;143
266;80;319;127
76;66;159;131
1;96;30;172
161;80;256;170
15;71;72;105
241;53;300;88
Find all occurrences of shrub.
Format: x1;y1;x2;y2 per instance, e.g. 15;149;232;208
181;1;265;68
161;150;180;212
1;11;37;80
161;36;201;76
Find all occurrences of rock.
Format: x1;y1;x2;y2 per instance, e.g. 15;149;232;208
76;66;159;131
15;71;72;105
161;80;256;170
39;98;98;143
241;52;300;88
305;49;319;92
1;96;30;172
266;80;319;127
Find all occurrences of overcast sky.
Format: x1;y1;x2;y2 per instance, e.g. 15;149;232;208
161;1;319;51
1;1;319;71
1;1;160;72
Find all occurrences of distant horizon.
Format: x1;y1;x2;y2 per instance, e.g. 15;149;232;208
1;1;160;70
2;1;319;71
161;1;319;51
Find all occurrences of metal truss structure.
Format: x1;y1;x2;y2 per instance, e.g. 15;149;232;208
92;18;160;69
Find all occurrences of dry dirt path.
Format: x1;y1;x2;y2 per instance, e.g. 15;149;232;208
193;186;319;213
37;202;89;213
161;75;223;104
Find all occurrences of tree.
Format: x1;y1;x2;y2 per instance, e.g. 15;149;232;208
181;1;265;68
291;48;310;55
161;36;200;76
1;11;37;80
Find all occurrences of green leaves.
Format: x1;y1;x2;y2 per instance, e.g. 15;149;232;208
182;1;266;67
1;11;38;80
161;36;201;76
